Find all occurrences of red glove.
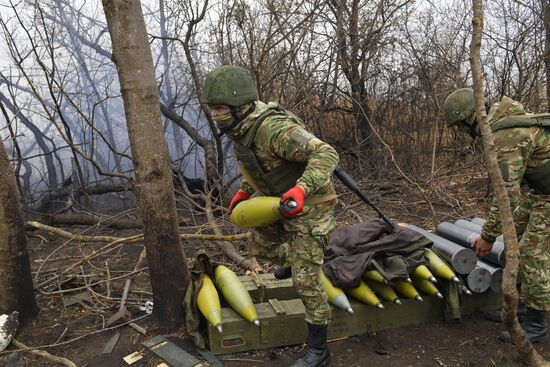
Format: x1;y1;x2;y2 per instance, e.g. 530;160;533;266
279;185;306;218
228;190;251;214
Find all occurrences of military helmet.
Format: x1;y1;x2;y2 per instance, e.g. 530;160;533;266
202;65;258;107
443;88;475;126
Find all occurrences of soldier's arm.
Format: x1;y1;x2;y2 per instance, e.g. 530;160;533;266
480;129;535;243
264;119;339;196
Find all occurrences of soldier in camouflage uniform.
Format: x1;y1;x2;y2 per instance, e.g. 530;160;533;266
202;65;338;367
444;88;550;344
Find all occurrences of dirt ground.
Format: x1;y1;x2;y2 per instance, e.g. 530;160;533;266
2;171;550;367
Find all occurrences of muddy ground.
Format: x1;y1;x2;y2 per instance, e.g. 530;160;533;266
2;171;550;367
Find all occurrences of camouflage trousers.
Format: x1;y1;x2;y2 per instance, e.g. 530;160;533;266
247;199;337;325
517;192;550;311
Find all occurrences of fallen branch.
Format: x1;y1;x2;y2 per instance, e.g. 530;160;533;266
43;212;189;230
11;339;78;367
26;221;250;243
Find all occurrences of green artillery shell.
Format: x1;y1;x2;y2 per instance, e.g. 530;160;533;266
365;279;401;304
230;196;282;228
393;278;423;302
215;265;259;325
412;277;443;299
363;269;387;283
197;274;222;332
413;264;437;283
424;249;460;283
320;270;354;313
346;280;384;309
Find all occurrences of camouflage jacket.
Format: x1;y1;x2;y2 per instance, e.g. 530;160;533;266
228;101;339;199
480;97;550;243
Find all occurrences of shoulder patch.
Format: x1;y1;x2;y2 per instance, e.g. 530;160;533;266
289;129;315;146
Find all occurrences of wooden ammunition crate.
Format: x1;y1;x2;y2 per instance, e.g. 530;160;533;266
206;273;502;355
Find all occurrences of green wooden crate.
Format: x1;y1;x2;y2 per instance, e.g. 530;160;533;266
206;274;502;355
240;273;297;303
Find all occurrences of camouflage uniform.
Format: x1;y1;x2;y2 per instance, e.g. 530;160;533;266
479;97;550;312
228;101;339;325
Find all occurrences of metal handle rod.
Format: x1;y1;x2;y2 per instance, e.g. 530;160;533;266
333;165;395;231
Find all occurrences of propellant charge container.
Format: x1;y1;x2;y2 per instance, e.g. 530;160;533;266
465;266;492;293
407;224;477;275
443;220;506;267
476;260;503;294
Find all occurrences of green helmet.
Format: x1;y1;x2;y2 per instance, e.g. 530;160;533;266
202;65;258;107
443;88;475;126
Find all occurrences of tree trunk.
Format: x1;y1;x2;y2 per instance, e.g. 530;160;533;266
0;139;38;319
102;0;190;331
470;1;549;365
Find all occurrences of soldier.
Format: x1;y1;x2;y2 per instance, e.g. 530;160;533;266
202;65;339;367
443;88;550;343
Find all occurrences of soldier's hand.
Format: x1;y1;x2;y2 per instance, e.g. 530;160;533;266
228;190;251;214
279;185;306;218
472;235;493;258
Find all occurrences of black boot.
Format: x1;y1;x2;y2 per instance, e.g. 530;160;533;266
291;323;331;367
500;307;549;343
274;266;292;280
485;303;527;323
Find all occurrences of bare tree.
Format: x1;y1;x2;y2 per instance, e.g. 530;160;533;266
471;1;549;365
0;138;38;319
330;0;413;155
101;0;190;330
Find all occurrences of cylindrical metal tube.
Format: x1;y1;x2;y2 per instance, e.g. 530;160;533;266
491;241;506;266
436;222;478;246
407;225;477;275
476;260;503;294
466;218;504;243
471;217;486;225
465;266;492;293
454;219;482;233
456;219;504;244
436;222;506;267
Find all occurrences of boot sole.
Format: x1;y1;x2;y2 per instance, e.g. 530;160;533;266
321;356;332;367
